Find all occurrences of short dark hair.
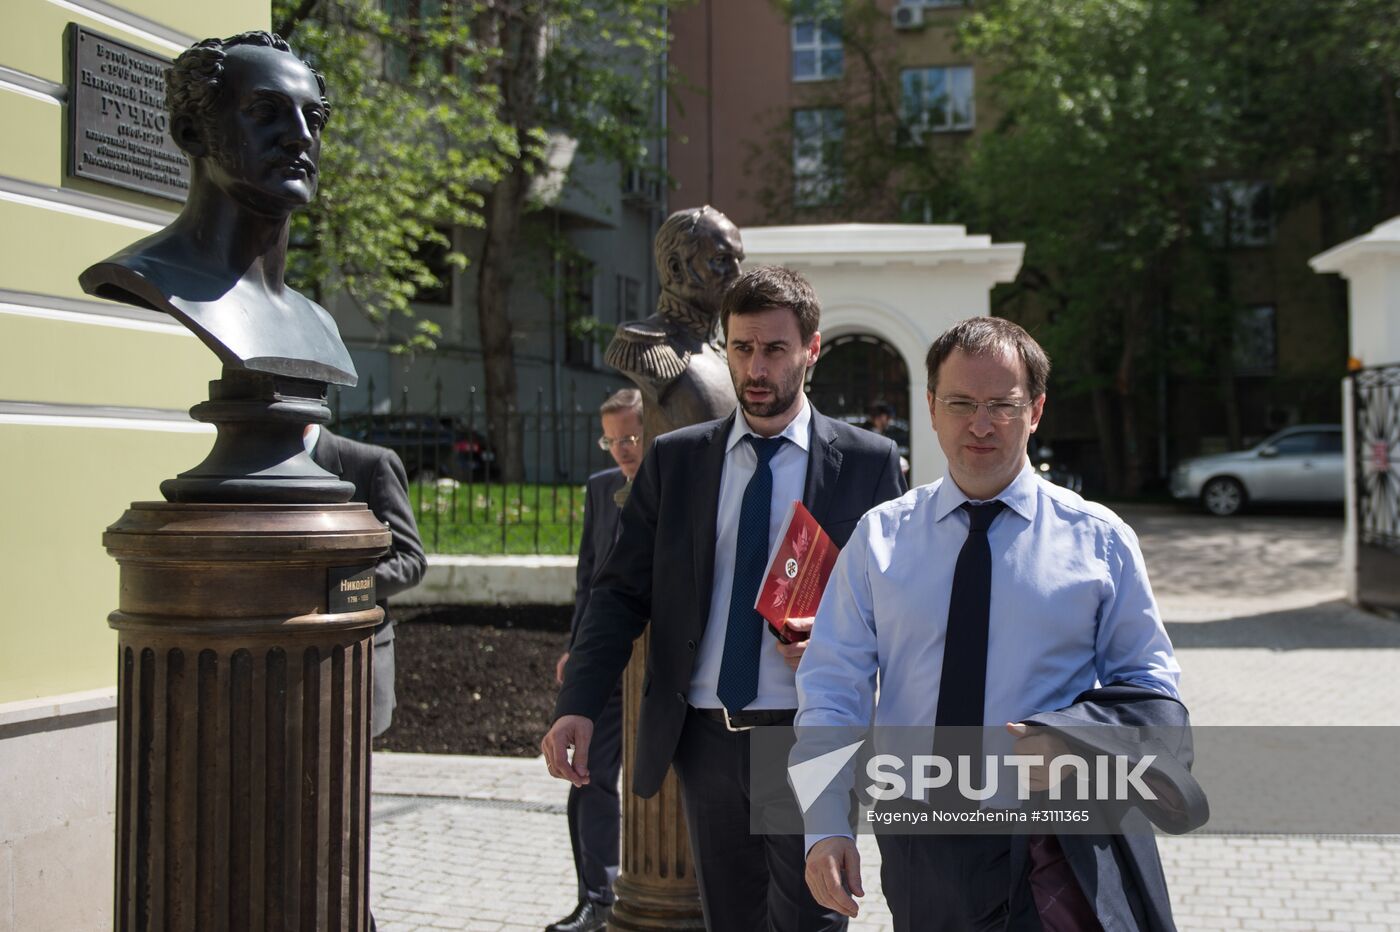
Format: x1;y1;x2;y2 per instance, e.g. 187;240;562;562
925;317;1051;397
720;266;820;343
599;387;642;418
167;31;330;133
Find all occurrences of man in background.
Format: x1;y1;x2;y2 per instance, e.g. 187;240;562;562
548;388;645;932
306;423;427;735
866;401;894;436
306;421;426;932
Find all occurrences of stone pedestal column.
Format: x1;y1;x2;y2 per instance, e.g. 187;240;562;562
608;629;705;930
103;502;389;932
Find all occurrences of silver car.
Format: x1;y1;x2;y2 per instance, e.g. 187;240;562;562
1170;424;1344;516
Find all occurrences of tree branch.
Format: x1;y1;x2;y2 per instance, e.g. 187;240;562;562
276;0;323;39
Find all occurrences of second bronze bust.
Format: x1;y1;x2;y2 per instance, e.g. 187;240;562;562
605;205;744;441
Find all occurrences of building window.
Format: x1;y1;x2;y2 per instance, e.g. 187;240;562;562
564;259;597;368
1233;305;1276;375
792;7;843;82
900;66;974;136
793;107;844;207
616;274;641;323
1204;181;1274;247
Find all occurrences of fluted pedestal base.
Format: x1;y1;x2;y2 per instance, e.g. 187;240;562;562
103;502;390;932
608;631;705;931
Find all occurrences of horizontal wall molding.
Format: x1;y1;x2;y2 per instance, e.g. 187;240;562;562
0;173;176;231
0;64;65;104
0;287;190;334
0;399;209;433
44;0;194;55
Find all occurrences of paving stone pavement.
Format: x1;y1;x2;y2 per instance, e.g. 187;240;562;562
372;507;1400;931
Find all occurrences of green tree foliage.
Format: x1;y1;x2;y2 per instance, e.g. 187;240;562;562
274;0;511;353
960;0;1400;492
755;0;1399;494
274;1;675;480
959;0;1236;494
472;0;673;480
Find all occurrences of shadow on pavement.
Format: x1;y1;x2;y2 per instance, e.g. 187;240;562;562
1166;598;1400;650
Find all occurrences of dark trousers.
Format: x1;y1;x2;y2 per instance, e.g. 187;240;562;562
671;707;847;932
878;833;1102;932
878;834;1015;932
568;687;624;905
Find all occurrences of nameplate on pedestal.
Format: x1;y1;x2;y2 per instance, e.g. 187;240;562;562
328;565;376;613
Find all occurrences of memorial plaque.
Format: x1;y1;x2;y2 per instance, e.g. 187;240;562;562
67;25;189;202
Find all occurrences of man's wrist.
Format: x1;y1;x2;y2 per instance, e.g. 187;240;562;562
805;833;854;858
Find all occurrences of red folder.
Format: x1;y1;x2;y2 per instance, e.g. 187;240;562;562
753;501;838;643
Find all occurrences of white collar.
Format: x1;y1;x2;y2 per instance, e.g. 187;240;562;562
724;395;813;454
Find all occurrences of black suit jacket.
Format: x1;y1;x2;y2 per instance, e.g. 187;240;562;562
1015;684;1209;932
570;467;628;646
311;428;427;731
557;407;907;797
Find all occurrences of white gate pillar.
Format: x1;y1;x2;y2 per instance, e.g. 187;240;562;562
1311;215;1400;607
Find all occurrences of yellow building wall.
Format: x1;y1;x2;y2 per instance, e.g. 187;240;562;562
1;0;269;705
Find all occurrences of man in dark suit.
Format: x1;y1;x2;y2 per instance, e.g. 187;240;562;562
542;266;907;931
547;388;645;932
306;424;427;738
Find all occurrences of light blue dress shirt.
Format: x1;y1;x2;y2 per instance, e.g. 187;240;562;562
794;463;1180;847
688;399;812;710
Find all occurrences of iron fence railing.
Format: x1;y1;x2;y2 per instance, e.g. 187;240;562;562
331;378;618;555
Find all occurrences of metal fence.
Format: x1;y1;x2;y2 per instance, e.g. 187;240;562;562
330;378;618;555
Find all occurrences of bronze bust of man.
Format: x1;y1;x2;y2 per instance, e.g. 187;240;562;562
78;32;356;502
605;206;743;441
80;31;354;387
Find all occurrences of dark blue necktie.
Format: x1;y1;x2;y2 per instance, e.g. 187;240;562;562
935;500;1006;728
716;435;786;713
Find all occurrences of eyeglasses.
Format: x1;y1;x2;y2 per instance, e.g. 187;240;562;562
598;434;642;451
935;397;1033;422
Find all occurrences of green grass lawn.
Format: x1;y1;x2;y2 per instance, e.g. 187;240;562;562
409;481;587;555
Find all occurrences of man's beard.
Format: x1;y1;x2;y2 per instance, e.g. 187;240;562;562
737;367;806;419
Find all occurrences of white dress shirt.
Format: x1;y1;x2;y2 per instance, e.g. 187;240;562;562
795;463;1180;848
688;398;812;710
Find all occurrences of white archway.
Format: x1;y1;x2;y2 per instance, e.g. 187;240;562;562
743;224;1024;486
817;301;938;483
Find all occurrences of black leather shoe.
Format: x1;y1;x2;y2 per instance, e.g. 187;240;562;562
545;899;611;932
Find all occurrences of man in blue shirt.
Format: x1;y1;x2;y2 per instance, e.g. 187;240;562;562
797;317;1181;930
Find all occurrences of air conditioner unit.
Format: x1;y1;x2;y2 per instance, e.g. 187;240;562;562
622;167;660;205
892;4;925;30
